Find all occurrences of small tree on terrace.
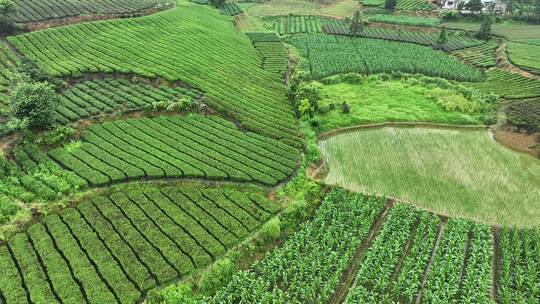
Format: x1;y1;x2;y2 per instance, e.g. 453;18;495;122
385;0;398;10
437;26;448;45
464;0;484;14
9;82;62;128
349;11;363;37
0;0;15;35
475;14;492;40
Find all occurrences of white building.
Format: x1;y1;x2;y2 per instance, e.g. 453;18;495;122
441;0;506;12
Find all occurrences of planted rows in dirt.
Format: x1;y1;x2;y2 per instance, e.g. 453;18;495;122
262;15;345;35
506;98;540;132
475;69;540;99
206;187;538;304
323;26;484;52
286;34;483;81
49;115;298;186
0;185;279;304
10;0;171;23
207;188;386;303
56;78;201;124
450;40;499;68
8;4;301;146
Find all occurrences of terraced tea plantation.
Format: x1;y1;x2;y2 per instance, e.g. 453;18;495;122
0;184;280;303
10;0;172;23
0;0;538;303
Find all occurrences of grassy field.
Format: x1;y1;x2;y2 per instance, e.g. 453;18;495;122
314;79;484;132
320;127;540;228
443;21;540;42
238;0;359;18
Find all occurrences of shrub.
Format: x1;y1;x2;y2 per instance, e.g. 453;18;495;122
262;218;281;241
9;82;62;128
198;259;236;296
39;126;76;145
155;283;201;304
341;101;351;114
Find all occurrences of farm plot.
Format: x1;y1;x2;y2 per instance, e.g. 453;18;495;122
261;15;346;35
48;115;299;186
55;78;201;124
319;127;540;228
220;3;243;16
206;188;386;303
0;43;17;107
286;34;483;81
474;69;540;99
237;0;360;18
362;0;436;11
8;3;301;145
505;98;540;132
10;0;172;23
323;26;484;51
506;42;540;75
366;14;440;27
0;184;279;304
450;40;499;68
346;210;493;303
498;228;540;303
247;33;288;82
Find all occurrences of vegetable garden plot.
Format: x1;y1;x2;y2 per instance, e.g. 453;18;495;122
49;115;298;186
247;33;289;82
322;26;484;52
506;98;540;132
506;42;540;75
361;0;435;11
450;40;499;68
10;0;172;23
8;3;302;146
366;14;440;27
474;69;540;99
0;43;17;107
498;228;540;303
286;34;483;81
206;188;386;303
220;3;242;16
55;78;202;124
0;184;278;304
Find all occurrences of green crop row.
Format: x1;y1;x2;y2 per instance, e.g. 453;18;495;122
56;78;201;124
347;205;423;303
261;15;345;35
506;98;540;132
506;42;540;75
499;228;540;303
362;0;435;11
207;188;386;303
0;184;277;304
286;34;484;82
10;0;172;23
0;43;18;107
8;4;302;146
253;42;289;82
450;40;499;68
49;115;297;186
474;68;540;99
323;26;484;52
367;14;440;27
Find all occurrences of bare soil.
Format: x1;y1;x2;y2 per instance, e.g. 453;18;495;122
493;129;539;158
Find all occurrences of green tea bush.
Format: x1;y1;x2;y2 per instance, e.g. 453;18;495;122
198;258;237;296
262;218;281;241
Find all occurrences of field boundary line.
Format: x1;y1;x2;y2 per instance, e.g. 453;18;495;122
328;199;394;304
317;122;487;141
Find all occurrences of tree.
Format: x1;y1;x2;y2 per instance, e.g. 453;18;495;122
349;11;363;36
437;26;448;45
385;0;398;10
9;82;62;128
536;0;540;17
464;0;484;13
475;14;492;40
0;0;15;34
209;0;225;8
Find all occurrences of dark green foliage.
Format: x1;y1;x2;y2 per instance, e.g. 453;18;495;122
0;0;15;35
476;15;492;40
349;11;363;37
437;26;448;45
9;82;61;128
385;0;398;10
199;258;236;296
465;0;484;13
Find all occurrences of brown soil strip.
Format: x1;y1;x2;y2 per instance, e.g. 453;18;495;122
328;200;394;304
415;219;446;304
492;129;539;158
317;122;486;141
491;227;501;302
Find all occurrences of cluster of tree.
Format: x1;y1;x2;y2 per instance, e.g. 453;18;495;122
5;58;64;134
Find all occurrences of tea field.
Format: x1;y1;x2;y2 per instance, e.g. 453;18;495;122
0;0;538;303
